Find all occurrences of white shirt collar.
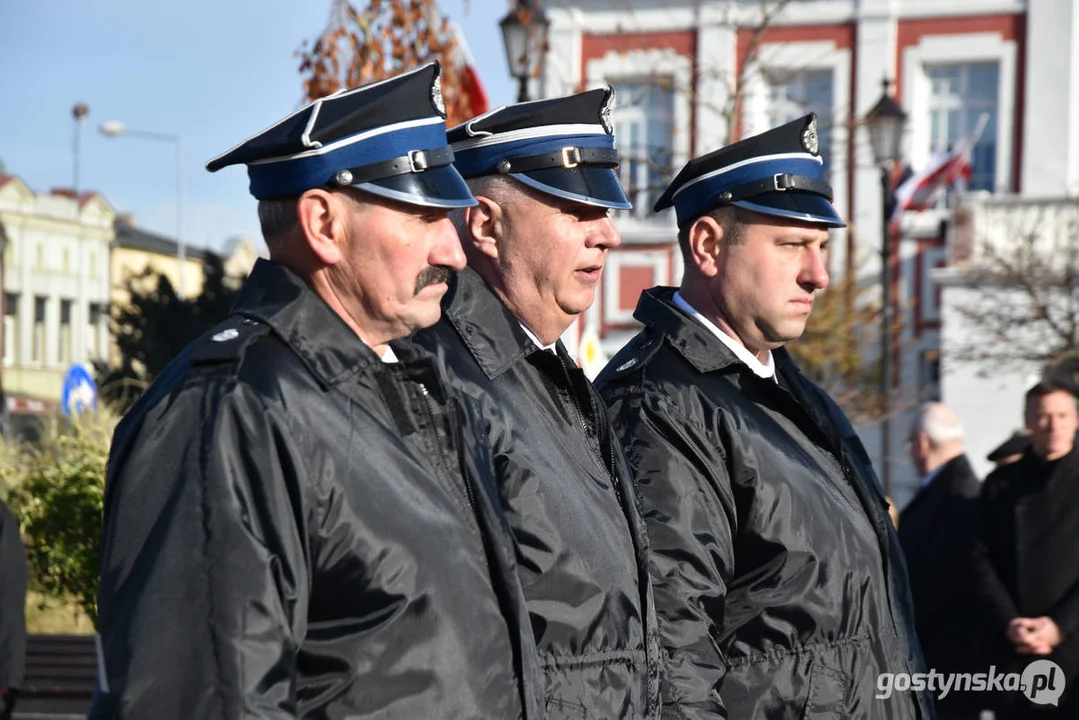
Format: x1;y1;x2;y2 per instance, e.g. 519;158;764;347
519;322;558;354
672;291;776;382
380;345;399;364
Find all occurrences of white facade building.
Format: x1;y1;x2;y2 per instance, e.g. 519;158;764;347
536;0;1079;505
0;176;113;437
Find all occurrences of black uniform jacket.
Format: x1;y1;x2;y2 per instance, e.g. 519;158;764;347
413;267;662;719
973;447;1079;710
0;500;27;690
90;259;543;720
898;455;982;711
595;288;932;720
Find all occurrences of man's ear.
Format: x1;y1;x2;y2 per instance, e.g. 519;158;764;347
466;195;503;261
296;189;351;265
686;214;724;278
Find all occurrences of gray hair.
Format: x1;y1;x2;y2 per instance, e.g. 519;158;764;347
911;402;965;446
450;175;521;238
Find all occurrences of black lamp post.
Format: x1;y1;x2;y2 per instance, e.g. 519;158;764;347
500;0;550;103
864;78;907;498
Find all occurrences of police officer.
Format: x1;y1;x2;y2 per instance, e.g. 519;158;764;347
90;63;542;720
596;115;932;718
413;89;661;718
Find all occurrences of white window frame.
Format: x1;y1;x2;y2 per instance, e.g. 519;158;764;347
586;47;692;237
609;80;676;221
903;32;1017;194
604;250;671;326
743;40;851;274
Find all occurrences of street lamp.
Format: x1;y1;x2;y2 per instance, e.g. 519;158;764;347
99;121;187;299
864;78;907;498
500;0;550;103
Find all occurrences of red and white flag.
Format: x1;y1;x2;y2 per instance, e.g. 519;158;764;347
450;21;490;117
890;112;990;224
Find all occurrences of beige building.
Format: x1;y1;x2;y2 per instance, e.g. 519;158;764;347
0;176;114;438
110;219;263;366
111;216;210;305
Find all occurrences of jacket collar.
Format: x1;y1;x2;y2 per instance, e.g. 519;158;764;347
232;258;379;387
634;286;744;373
442;266;544;379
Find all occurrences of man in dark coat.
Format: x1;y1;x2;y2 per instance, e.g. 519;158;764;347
973;380;1079;716
89;64;543;720
0;499;27;720
596;114;931;718
899;403;983;718
413;89;661;719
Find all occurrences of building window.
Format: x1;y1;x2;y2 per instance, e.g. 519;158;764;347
35;244;44;270
764;68;834;176
59;299;72;365
87;303;104;359
89;251;96;277
3;293;18;366
920;349;941;400
926;62;999;192
32;295;46;364
62;248;71;274
610;78;675;220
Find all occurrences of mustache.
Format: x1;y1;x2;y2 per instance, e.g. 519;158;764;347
415;265;454;294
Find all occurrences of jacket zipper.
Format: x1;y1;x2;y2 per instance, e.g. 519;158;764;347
419;382;475;511
556;355;626;518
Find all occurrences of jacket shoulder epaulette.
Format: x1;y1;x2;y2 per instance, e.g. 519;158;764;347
603;332;662;381
189;315;272;366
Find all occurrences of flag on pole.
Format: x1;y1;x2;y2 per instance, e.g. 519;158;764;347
890;112;990;225
451;21;490;117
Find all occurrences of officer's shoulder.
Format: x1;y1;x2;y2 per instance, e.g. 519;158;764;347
189;315;273;368
597;331;663;385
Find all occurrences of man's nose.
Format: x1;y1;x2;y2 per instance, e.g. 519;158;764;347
799;246;830;290
585;216;621;250
431;218;466;270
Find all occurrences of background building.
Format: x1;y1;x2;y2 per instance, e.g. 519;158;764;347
0;176;113;439
537;0;1079;504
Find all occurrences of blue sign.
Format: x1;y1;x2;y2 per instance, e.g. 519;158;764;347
61;364;98;416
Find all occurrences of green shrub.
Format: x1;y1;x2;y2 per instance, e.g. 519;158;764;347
3;411;117;628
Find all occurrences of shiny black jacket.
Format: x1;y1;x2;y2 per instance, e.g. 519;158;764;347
898;454;983;712
90;259;543;720
595;288;931;720
0;499;27;691
973;447;1079;712
413;268;662;719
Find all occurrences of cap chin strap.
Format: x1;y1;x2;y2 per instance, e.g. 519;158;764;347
495;146;619;174
716;172;834;204
329;146;455;187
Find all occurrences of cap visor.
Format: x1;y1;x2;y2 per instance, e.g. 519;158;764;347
987;436;1032;461
734;192;846;228
512;166;631;210
354;164;477;209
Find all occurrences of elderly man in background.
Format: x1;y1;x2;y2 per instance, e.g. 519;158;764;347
899;403;983;719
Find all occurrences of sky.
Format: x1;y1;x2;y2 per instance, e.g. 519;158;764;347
0;0;516;254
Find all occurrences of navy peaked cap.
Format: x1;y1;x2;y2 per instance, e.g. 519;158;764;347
206;62;475;208
655;114;845;228
448;88;631;210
